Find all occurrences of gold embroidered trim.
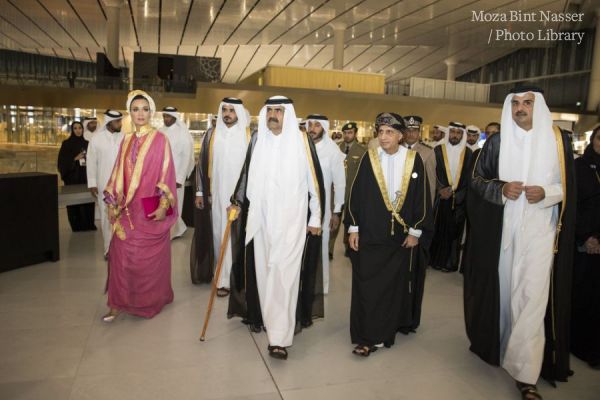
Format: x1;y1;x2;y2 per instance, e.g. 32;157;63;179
113;219;126;240
347;154;367;226
207;128;216;185
414;155;428;229
123;131;158;208
156;182;176;208
160;135;172;183
441;145;466;190
303;133;322;217
114;134;133;203
552;125;567;254
159;196;170;209
368;148;416;234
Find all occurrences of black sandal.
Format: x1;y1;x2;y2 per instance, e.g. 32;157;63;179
352;344;378;357
216;288;230;297
516;381;543;400
268;345;288;360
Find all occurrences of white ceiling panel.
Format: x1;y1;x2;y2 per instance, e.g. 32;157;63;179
0;0;593;83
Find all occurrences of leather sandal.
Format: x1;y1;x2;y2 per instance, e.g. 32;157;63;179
516;381;543;400
268;345;288;360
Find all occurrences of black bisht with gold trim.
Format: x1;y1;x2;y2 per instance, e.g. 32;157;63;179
463;129;575;384
345;148;433;347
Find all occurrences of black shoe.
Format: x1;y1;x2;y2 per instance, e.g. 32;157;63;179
268;345;288;360
301;320;313;328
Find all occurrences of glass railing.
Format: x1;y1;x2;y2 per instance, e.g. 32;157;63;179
0;150;39;174
0;74;202;94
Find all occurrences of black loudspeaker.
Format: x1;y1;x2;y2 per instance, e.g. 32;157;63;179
96;53;122;89
0;173;60;272
157;56;174;80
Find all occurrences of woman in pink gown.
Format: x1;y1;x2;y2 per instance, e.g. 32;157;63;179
102;90;178;321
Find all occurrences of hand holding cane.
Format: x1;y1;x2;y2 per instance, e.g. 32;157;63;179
199;207;238;341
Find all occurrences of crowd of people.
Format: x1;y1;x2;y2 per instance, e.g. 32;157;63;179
55;87;599;400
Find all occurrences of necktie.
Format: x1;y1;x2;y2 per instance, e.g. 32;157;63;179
345;144;349;154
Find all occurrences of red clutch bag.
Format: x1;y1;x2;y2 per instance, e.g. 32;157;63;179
141;195;174;219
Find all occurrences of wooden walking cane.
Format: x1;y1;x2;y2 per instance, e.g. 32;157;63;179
199;207;238;341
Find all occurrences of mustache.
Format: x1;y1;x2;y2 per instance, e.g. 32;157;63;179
516;111;528;116
268;118;279;123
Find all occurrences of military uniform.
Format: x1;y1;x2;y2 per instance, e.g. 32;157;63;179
329;122;367;257
402;116;437;206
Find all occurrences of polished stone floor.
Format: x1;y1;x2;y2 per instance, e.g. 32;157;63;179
0;209;598;400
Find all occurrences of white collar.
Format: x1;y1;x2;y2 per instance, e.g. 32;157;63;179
378;146;403;158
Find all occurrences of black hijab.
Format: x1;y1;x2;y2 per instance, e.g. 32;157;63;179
57;121;88;184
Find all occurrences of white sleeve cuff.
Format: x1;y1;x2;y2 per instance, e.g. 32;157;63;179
540;184;563;208
87;181;97;188
408;228;422;238
196;191;203;196
348;225;359;233
308;215;321;228
333;204;343;213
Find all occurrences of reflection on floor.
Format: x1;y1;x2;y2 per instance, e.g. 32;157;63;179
0;209;598;400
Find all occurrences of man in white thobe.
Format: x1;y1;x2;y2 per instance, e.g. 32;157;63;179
498;90;564;392
228;96;322;360
86;110;123;257
83;117;98;142
161;106;195;238
465;86;575;399
306;114;345;294
195;98;250;295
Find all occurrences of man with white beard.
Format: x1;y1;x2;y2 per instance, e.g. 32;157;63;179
161;106;195;239
86;110;124;257
191;98;250;292
306;114;345;294
227;96;324;360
